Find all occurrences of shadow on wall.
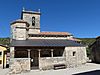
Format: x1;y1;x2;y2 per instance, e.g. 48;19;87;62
73;70;100;75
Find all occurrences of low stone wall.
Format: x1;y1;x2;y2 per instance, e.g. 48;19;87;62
39;57;66;70
9;58;30;74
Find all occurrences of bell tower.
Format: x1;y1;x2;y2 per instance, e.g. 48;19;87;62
21;9;41;34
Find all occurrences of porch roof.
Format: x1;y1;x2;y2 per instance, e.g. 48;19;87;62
10;39;84;47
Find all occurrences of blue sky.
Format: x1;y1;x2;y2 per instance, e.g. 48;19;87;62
0;0;100;38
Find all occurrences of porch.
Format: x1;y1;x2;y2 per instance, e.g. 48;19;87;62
14;47;66;70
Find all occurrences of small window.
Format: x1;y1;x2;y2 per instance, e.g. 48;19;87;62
0;52;2;56
0;60;2;64
32;17;35;26
73;51;76;56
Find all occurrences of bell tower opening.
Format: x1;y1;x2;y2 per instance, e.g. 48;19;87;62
32;16;35;26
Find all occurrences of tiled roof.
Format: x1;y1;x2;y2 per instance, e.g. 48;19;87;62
10;39;84;47
68;38;82;41
11;19;29;26
39;32;72;36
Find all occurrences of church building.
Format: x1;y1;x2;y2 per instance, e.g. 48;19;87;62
10;9;87;73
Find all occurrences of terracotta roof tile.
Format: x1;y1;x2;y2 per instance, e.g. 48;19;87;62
39;32;72;36
11;19;27;24
68;38;82;41
11;19;29;26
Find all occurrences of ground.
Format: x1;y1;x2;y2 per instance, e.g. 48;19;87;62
1;63;100;75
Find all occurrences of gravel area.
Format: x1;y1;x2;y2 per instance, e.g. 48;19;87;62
1;63;100;75
0;68;9;75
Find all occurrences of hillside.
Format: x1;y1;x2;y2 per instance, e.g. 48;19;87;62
78;38;96;46
78;38;96;57
0;38;10;45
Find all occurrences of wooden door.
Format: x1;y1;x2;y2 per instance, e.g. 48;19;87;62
31;50;39;69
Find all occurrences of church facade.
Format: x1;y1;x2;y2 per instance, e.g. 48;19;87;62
10;9;87;73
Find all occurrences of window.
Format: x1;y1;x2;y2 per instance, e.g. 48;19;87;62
53;49;64;57
73;51;76;56
0;60;2;64
0;52;2;56
15;50;28;58
41;50;51;57
32;17;35;26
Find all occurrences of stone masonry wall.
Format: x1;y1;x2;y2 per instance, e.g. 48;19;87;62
39;47;87;70
23;13;40;29
9;58;30;74
65;47;87;68
39;57;66;70
11;23;27;40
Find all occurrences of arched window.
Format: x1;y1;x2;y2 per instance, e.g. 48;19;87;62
32;16;35;26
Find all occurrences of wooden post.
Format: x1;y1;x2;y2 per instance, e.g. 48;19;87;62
38;49;41;70
51;49;54;57
27;49;31;70
28;49;31;58
38;49;41;59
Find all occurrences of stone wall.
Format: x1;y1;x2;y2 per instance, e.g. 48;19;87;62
91;48;100;63
22;12;40;34
65;47;87;68
28;28;40;34
10;47;14;58
11;23;27;40
39;47;87;70
39;57;66;70
90;40;100;63
9;58;30;74
23;12;40;29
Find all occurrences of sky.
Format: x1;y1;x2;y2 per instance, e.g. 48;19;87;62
0;0;100;38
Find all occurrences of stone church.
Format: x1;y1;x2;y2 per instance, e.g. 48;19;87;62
10;9;87;73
